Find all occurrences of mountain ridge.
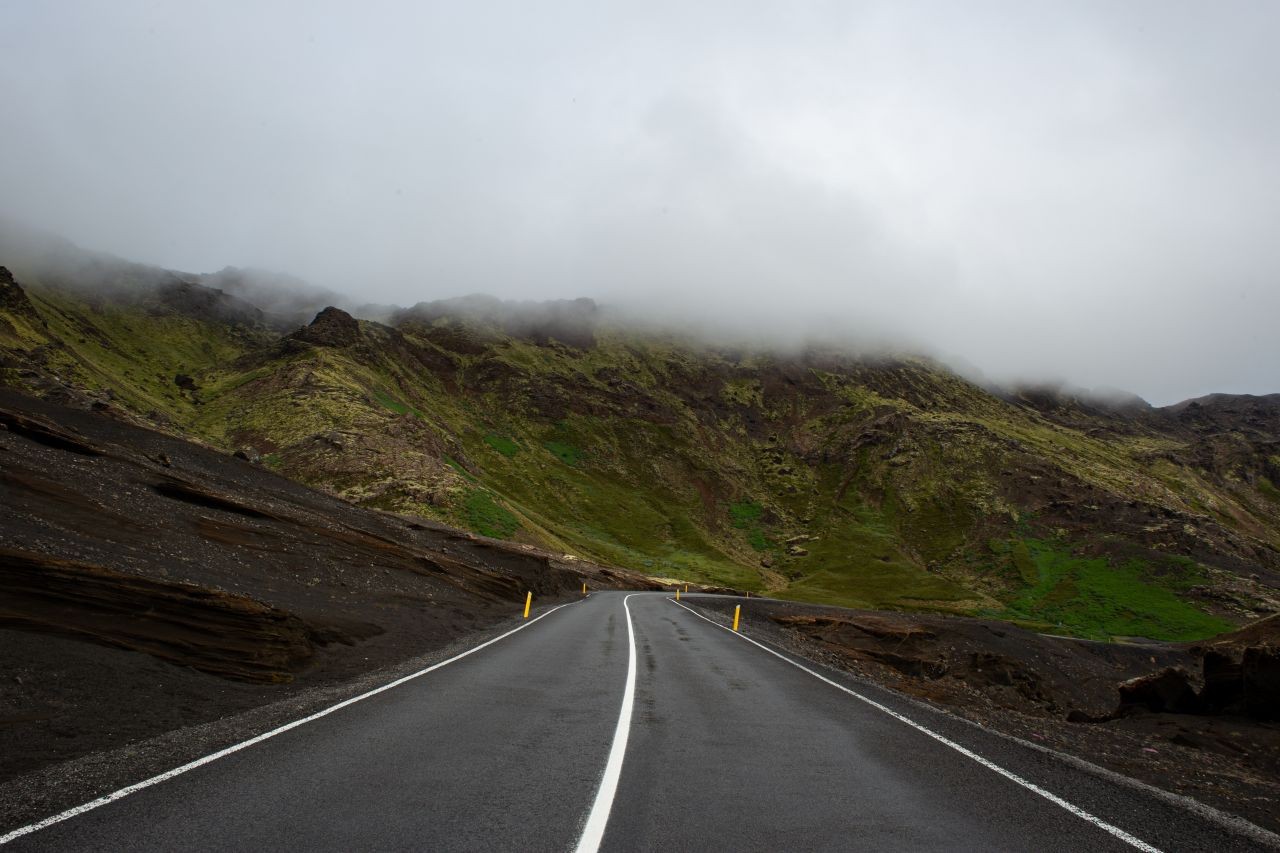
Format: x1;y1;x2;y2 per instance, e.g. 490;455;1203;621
1;233;1277;641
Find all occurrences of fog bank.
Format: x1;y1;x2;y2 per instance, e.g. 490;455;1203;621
2;1;1277;405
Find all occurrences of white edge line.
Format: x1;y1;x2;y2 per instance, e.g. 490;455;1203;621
573;593;638;853
669;598;1162;853
679;598;1280;849
0;601;578;846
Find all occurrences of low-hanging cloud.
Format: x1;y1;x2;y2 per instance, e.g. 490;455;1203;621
1;0;1277;405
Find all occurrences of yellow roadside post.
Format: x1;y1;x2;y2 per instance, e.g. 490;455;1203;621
523;591;532;618
675;587;680;601
582;582;587;595
732;604;741;632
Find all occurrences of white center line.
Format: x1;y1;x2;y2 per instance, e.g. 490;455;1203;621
669;597;1163;853
0;600;579;847
574;592;638;853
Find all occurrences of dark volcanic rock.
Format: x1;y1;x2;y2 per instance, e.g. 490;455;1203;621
291;306;361;347
0;547;317;683
1116;667;1203;715
0;266;40;323
1197;614;1280;720
156;280;265;327
1242;647;1280;719
233;447;262;464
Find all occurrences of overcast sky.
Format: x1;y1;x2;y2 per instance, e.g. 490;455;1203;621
2;1;1277;404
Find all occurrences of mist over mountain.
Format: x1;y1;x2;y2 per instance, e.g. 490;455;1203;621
8;218;1268;415
4;3;1279;404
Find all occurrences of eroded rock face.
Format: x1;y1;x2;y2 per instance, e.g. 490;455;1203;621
1195;614;1280;720
1116;668;1202;715
1200;647;1280;720
0;547;317;683
1243;647;1280;719
1107;616;1280;720
291;306;360;347
0;266;40;321
156;280;265;327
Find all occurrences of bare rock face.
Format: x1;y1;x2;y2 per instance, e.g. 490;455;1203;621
1196;614;1280;720
0;266;18;301
155;280;265;327
0;546;317;683
291;306;360;347
1112;629;1280;721
1243;647;1280;719
0;266;40;321
1116;667;1202;715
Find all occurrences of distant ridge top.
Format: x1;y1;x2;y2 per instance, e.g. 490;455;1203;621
290;306;360;347
395;295;599;349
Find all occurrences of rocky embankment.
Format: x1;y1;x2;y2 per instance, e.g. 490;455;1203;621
0;388;655;781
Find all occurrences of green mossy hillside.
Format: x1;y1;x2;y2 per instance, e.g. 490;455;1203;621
2;271;1277;642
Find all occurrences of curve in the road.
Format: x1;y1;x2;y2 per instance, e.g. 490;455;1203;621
3;591;1272;852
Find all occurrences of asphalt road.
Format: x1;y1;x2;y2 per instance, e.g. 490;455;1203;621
3;592;1273;852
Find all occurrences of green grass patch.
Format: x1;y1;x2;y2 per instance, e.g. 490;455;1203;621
988;537;1038;584
729;500;763;527
999;538;1233;641
778;502;969;609
372;389;412;416
483;433;521;457
1010;539;1037;584
544;439;582;466
779;564;966;610
728;500;771;552
463;490;520;538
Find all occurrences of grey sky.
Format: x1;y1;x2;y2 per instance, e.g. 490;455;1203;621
1;1;1277;404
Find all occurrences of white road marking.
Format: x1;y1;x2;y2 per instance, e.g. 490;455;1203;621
669;598;1163;853
573;593;639;853
0;601;579;846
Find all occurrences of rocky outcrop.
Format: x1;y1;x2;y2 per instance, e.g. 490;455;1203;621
1116;668;1202;715
1195;614;1280;720
290;306;361;347
155;280;265;327
0;266;41;324
1112;616;1280;720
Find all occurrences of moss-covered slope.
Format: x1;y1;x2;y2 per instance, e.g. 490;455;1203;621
2;259;1276;641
